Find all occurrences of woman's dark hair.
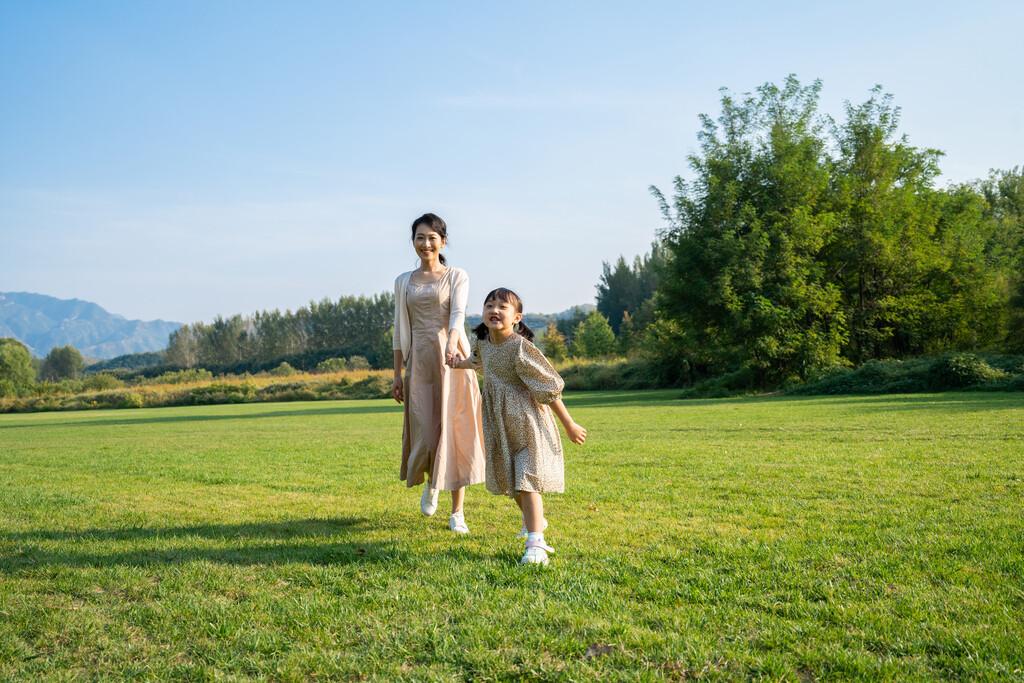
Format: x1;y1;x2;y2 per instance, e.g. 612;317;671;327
411;213;448;266
472;287;534;342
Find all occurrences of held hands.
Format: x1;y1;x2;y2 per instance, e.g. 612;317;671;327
391;375;404;403
446;353;465;369
564;421;587;445
444;335;460;367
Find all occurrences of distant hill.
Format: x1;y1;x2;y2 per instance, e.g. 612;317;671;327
464;304;593;337
0;292;182;359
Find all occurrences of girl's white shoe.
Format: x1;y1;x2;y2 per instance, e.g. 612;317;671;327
449;509;469;534
517;517;548;538
420;483;439;516
520;533;554;566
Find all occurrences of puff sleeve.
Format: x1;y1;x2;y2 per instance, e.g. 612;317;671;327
469;338;483;374
513;337;564;405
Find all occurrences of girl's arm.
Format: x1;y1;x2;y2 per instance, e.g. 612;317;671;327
549;398;586;445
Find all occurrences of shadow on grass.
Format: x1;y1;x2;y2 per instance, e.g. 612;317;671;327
776;392;1024;413
0;402;404;430
0;517;368;544
0;516;480;571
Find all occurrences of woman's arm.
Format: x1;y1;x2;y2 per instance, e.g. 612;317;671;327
549;398;586;445
391;349;404;403
445;269;469;363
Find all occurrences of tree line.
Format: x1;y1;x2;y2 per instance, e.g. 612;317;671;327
588;76;1024;388
164;293;395;372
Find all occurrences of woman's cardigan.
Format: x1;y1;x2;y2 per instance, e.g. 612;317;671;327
392;267;472;360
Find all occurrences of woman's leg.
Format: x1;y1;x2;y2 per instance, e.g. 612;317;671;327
518;491;545;533
451;486;464;513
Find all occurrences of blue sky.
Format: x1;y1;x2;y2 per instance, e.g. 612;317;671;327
2;1;1022;324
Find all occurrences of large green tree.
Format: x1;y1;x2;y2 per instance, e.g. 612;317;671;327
977;167;1024;349
40;345;85;381
0;338;36;396
652;76;846;385
825;89;1004;361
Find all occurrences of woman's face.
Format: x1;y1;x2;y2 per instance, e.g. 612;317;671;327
413;226;445;263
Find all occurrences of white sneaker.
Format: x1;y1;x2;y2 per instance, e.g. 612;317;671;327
520;534;554;566
420;483;439;516
449;509;469;534
517;517;548;538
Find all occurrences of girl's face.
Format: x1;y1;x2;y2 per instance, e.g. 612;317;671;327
413;226;445;263
483;297;522;334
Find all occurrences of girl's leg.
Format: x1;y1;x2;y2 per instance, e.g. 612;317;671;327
451;486;464;514
518;491;545;533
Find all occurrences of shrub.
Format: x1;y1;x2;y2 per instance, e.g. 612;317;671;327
269;362;297;377
0;379;19;398
929;353;1005;390
789;353;1022;395
119;392;145;409
317;358;348;373
151;368;214;385
557;357;668;391
347;355;371;371
345;375;391;399
256;382;318;402
81;373;124;391
189;381;256;405
679;368;759;399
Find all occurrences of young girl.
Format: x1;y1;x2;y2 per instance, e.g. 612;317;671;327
448;288;586;566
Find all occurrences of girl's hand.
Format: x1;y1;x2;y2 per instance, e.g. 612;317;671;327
391;376;404;403
565;422;587;445
446;353;463;368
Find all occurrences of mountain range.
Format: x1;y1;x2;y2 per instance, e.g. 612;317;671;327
0;292;182;359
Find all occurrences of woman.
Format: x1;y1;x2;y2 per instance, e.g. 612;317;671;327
392;213;486;533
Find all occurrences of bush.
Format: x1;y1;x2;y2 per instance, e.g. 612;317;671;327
81;373;125;391
119;392;145;409
929;353;1005;389
317;358;348;373
679;368;760;399
789;353;1022;395
0;379;19;398
345;375;391;399
347;355;371;371
269;362;297;377
189;381;256;405
557;357;670;391
151;368;214;385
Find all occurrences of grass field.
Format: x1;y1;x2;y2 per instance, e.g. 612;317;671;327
1;391;1022;681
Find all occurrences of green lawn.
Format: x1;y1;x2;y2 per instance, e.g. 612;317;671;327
1;391;1022;681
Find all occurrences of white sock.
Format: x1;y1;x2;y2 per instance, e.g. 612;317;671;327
526;531;545;544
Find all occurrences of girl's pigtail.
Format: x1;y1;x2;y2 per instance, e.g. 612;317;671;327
516;321;535;342
472;322;489;339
